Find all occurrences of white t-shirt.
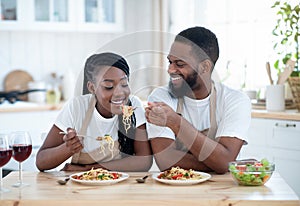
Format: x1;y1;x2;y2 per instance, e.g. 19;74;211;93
55;94;146;158
146;82;251;143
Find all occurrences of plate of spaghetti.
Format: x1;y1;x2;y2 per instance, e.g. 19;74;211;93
70;168;129;185
152;166;211;185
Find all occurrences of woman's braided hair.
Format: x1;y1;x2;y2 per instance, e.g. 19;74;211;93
83;52;136;156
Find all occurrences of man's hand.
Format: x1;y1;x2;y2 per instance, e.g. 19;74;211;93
145;102;180;129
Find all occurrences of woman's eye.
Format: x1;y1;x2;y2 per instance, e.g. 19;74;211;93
120;79;129;87
101;84;114;90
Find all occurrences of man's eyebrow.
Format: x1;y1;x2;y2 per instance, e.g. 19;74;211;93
167;58;186;64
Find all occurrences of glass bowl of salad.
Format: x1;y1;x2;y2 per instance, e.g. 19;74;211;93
228;159;275;186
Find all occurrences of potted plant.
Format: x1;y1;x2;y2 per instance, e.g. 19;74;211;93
272;1;300;111
272;0;299;77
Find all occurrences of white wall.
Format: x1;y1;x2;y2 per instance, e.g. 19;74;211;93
0;0;166;101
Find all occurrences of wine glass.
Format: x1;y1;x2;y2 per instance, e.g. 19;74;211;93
10;131;32;188
0;133;12;193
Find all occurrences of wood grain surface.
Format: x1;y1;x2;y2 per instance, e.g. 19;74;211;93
252;109;300;121
0;171;299;206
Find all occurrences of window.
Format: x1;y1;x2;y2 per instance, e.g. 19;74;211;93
169;0;276;93
0;0;17;21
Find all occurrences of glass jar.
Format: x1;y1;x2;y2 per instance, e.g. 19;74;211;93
46;73;61;105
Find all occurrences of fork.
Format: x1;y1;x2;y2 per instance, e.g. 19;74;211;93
59;131;102;141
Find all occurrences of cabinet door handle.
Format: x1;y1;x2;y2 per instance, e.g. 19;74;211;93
275;123;296;128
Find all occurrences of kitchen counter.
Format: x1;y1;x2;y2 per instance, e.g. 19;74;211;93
0;171;299;206
0;100;63;113
252;109;300;121
1;101;299;121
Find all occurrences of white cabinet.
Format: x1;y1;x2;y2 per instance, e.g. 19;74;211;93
240;117;300;197
239;118;273;160
0;0;124;32
76;0;124;32
0;0;25;30
0;110;60;171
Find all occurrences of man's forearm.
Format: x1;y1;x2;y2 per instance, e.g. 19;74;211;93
153;144;211;172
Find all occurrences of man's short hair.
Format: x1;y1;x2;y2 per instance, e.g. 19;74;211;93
175;26;219;65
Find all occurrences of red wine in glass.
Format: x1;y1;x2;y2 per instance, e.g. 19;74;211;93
0;134;12;193
10;131;32;188
0;149;12;167
12;144;32;162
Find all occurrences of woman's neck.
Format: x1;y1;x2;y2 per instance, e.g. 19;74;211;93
95;102;114;118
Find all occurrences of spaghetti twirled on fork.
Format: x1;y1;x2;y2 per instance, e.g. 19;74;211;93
121;105;134;134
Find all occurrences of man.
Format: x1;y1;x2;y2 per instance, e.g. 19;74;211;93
145;26;251;174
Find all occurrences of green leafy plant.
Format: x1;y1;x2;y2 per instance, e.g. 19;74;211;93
272;1;300;76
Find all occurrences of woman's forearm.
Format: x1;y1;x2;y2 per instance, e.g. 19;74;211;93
36;143;73;171
87;155;153;172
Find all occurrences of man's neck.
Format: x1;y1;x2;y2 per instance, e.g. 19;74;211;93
186;81;212;100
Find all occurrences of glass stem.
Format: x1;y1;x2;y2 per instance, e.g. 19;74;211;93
0;168;3;190
19;162;22;184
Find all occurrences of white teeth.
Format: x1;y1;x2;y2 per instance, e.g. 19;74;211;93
111;100;123;104
171;76;182;81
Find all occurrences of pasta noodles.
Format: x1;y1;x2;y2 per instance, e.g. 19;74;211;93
97;134;114;157
158;166;203;180
71;168;121;181
121;105;134;133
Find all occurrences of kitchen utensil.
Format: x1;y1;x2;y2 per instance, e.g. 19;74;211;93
4;70;34;101
266;84;285;111
59;132;102;141
136;175;148;183
57;177;70;185
277;60;295;85
0;89;46;104
265;62;273;85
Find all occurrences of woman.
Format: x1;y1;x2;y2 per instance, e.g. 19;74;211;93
36;52;152;172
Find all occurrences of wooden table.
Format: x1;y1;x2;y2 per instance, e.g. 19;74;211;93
0;171;299;206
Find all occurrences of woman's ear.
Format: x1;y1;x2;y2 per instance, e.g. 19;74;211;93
87;81;95;94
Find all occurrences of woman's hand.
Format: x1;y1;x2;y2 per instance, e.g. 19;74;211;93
145;102;181;128
60;163;88;171
63;128;83;155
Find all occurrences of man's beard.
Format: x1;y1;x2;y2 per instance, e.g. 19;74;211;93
169;70;198;98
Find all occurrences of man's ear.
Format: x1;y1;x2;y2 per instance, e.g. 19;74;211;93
199;59;212;74
87;81;95;94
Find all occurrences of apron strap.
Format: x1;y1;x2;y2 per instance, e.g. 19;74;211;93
176;97;184;114
71;94;97;164
207;83;217;139
176;82;217;139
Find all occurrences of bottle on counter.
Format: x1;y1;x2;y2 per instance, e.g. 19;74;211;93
46;73;61;105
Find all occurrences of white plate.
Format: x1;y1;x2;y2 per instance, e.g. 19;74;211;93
152;171;211;186
70;171;129;185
